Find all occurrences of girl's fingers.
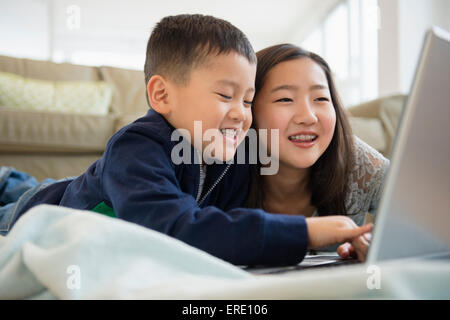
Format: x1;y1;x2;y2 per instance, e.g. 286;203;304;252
352;235;370;262
337;242;353;258
363;232;372;242
340;228;373;262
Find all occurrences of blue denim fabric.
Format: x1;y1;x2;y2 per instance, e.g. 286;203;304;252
1;167;36;205
0;167;56;236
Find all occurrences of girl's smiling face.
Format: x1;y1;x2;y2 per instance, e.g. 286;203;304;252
253;57;336;170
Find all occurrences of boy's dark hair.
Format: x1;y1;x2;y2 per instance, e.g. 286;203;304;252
144;14;256;106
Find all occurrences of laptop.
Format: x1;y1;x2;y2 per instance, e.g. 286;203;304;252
245;26;450;275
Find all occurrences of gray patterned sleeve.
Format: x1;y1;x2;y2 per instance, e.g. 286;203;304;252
346;136;390;224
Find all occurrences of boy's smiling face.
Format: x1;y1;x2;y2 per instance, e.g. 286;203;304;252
163;52;256;162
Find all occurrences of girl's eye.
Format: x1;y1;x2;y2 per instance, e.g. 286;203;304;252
315;97;330;102
275;98;293;103
244;100;253;107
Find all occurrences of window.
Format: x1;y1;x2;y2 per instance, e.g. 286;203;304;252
301;0;379;107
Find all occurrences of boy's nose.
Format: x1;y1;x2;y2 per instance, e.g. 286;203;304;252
228;102;246;122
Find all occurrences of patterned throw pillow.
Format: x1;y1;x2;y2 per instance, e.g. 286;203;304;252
0;71;113;116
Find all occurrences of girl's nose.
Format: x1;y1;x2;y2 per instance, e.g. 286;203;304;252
292;101;318;125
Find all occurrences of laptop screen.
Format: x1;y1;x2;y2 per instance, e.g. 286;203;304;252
368;27;450;263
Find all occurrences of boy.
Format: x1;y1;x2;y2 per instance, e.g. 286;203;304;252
1;14;371;265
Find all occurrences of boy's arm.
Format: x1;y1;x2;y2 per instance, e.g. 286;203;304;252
100;128;308;266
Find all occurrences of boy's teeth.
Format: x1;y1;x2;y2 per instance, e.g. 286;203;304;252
220;129;237;137
289;134;317;141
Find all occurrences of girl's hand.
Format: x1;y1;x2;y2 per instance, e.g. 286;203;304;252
305;216;373;257
337;232;372;262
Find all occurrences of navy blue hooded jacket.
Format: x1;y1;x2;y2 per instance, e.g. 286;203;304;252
14;109;308;266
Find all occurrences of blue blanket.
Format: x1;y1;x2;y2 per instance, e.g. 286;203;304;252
0;204;449;299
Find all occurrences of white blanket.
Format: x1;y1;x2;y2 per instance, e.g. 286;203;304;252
0;204;449;299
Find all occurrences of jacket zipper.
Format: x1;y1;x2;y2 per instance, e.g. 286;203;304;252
195;150;203;203
195;162;204;203
196;163;231;206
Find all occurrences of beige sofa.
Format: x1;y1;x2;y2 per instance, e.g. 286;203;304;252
348;93;405;158
0;54;405;181
0;55;149;181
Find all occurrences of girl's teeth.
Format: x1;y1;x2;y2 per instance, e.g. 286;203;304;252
289;134;317;141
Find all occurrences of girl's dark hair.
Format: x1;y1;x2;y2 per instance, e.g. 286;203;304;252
246;44;355;216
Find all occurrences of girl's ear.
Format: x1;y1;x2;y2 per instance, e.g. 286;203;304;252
147;75;172;115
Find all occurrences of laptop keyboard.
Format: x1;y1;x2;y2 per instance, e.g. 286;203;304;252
243;255;360;275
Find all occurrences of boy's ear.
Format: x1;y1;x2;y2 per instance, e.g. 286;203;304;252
147;75;172;115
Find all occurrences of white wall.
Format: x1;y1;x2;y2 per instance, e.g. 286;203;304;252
0;0;50;59
378;0;450;96
4;0;446;101
0;0;342;69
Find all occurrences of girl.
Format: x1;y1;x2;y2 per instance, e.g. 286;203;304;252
247;44;389;261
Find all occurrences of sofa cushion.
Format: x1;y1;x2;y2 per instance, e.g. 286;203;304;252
348;94;405;157
0;55;101;82
99;65;148;117
349;117;386;154
378;95;404;152
0;154;102;181
0;71;113;116
0;108;115;152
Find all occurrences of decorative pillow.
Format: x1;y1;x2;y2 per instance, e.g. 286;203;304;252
0;71;112;116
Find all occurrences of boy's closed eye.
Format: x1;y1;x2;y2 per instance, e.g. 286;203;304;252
216;93;253;107
243;98;254;107
216;92;232;100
